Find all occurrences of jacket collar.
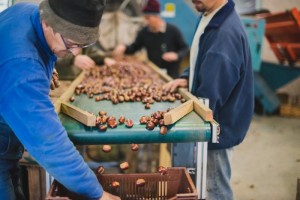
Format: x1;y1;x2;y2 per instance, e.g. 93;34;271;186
206;0;235;29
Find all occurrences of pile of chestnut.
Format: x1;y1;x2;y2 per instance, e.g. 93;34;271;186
96;111;133;131
69;60;186;108
95;107;171;135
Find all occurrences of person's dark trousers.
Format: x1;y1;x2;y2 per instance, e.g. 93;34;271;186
0;116;26;200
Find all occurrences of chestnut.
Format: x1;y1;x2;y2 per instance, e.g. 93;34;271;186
75;89;81;95
111;181;120;188
146;121;155;130
160;126;168;135
131;144;139;151
125;119;133;128
152;112;162;120
102;145;112;153
96;166;105;174
107;116;116;122
88;93;94;98
157;166;167;175
99;111;107;116
120;162;129;170
108;120;118;128
118;116;125;124
99;124;107;132
136;178;146;187
100;116;107;124
95;116;101;125
151;118;159;125
175;93;182;100
181;98;187;103
95;96;101;102
139;116;148;124
158;119;165;127
145;103;151;109
69;96;75;102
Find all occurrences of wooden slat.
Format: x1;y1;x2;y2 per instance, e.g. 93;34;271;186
61;102;96;127
193;100;213;122
179;88;214;122
54;71;85;113
163;100;193;125
178;88;198;101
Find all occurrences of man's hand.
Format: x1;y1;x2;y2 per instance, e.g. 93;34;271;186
74;54;96;70
113;44;126;60
162;52;178;62
104;57;117;67
99;191;120;200
163;78;188;93
50;69;60;90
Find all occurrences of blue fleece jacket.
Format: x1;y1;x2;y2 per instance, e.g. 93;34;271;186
0;3;102;199
181;1;254;150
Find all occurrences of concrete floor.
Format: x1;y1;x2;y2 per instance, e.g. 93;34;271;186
231;114;300;200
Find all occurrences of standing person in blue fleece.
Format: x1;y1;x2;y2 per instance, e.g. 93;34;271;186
163;0;254;199
0;0;120;199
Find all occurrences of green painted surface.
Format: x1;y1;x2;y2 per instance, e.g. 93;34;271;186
59;95;211;144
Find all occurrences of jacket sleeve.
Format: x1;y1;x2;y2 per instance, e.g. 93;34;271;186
125;28;145;54
173;27;189;60
180;67;190;79
0;58;103;200
193;51;240;114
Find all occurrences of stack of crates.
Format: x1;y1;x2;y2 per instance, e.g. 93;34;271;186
260;7;300;66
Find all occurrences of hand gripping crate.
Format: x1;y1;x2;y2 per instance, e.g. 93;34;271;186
47;167;197;200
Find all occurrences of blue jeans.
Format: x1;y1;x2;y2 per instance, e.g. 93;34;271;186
207;148;234;200
0;116;26;200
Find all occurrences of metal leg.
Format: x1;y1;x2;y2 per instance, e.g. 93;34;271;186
196;142;207;199
45;171;54;195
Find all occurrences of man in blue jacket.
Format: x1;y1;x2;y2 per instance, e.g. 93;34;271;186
164;0;254;199
0;0;120;199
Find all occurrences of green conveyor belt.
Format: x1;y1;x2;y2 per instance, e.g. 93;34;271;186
59;95;212;144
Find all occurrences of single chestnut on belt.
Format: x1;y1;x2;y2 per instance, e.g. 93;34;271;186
125;119;133;128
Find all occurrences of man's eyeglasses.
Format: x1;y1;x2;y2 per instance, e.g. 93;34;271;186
60;35;96;56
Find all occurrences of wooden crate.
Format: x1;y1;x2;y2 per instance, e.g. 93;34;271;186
279;104;300;117
20;161;46;200
277;77;300;118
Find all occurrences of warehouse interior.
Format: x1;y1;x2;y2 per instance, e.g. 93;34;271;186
1;0;300;200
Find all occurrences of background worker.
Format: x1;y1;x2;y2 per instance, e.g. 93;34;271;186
113;0;189;79
0;0;120;199
55;42;116;80
163;0;254;199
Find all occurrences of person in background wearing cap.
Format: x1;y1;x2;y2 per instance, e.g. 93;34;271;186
113;0;189;79
163;0;254;199
0;0;120;199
